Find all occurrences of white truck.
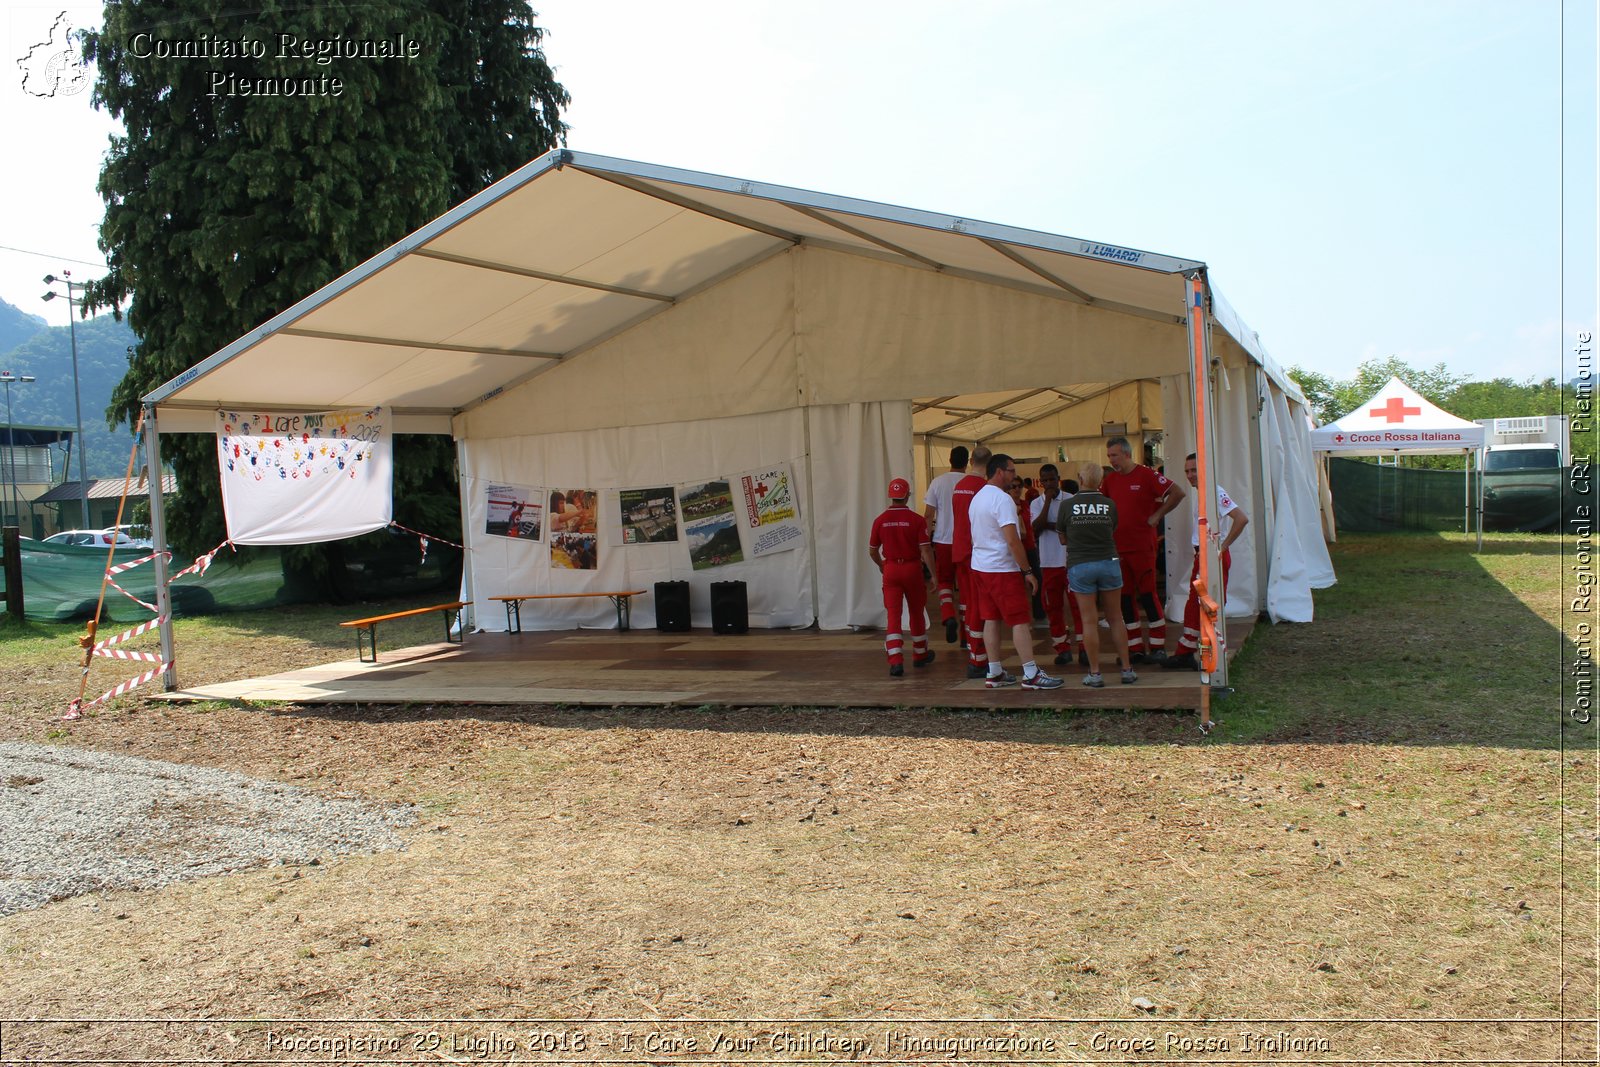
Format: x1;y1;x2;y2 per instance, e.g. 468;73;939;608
1480;436;1564;531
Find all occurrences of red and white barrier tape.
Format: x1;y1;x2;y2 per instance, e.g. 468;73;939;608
94;616;165;650
388;521;464;550
93;648;163;662
66;660;173;717
171;540;232;581
67;542;230;718
105;577;160;614
102;550;167;613
388;521;464;566
105;550;165;577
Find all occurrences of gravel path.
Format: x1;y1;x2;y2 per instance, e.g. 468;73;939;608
0;742;414;916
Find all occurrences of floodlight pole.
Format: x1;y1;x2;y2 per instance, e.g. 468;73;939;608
42;273;91;528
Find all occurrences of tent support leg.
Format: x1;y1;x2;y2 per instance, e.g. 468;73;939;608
144;404;177;690
1185;270;1225;691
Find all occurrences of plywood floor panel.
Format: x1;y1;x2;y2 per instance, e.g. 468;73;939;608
157;620;1254;714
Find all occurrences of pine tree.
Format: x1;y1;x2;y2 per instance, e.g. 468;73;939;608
83;0;567;586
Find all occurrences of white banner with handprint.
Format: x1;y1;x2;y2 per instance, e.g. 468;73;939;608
216;407;392;545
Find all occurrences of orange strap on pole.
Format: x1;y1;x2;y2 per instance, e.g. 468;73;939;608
1186;275;1218;728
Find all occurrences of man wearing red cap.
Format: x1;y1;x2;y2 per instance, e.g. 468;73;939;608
869;478;938;676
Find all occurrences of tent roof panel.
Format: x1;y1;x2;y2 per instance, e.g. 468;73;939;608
423;166;692;280
147;149;1295;423
1022;246;1189;320
293;256;571;350
160;334;536;413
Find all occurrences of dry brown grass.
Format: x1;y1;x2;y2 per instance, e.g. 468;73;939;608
0;535;1592;1064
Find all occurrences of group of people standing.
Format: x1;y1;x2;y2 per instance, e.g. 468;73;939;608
869;437;1248;689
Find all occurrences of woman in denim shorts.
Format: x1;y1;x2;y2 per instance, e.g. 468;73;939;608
1056;462;1137;687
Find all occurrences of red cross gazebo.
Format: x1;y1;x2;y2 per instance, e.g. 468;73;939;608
1309;375;1486;545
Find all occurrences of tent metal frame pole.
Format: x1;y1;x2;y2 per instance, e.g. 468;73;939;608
144;404;177;690
792;251;822;627
1476;447;1485;551
1185;272;1226;713
454;435;475;630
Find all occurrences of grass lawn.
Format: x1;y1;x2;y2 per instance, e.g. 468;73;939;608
0;531;1591;1063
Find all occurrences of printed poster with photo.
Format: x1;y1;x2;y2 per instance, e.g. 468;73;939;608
738;462;804;557
619;487;679;544
549;488;598;570
483;482;543;542
680;479;743;570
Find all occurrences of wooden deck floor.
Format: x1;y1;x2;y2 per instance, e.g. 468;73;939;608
157;618;1255;714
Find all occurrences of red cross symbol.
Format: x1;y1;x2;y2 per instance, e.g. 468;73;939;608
1370;397;1421;423
755;480;769;496
1333;433;1345;443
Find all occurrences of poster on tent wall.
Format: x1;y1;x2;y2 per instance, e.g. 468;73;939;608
737;463;804;557
681;479;743;570
619;487;679;544
484;482;543;541
216;407;391;545
549;488;598;569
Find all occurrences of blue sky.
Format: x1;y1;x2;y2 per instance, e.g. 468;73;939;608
3;1;1593;387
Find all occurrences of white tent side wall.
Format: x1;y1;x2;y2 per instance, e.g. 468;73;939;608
457;248;920;631
1159;354;1260;623
1260;386;1338;621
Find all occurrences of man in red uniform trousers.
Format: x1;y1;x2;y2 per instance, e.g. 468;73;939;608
869;478;938;677
1101;436;1184;662
949;445;992;678
1164;452;1249;670
922;445;970;644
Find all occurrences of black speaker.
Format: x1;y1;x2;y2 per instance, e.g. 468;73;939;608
710;580;748;634
654;580;691;632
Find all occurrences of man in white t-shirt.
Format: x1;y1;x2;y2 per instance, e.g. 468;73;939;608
969;453;1062;690
922;445;969;644
1028;463;1084;666
1165;451;1249;670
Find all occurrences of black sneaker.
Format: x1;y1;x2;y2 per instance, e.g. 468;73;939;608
913;650;936;668
966;663;987;679
945;618;958;644
1054;651;1073;666
889;663;904;677
1077;650;1090;668
1129;651;1147;664
1162;652;1199;670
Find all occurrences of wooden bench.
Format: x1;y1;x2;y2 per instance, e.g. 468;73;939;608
490;590;647;634
340;601;467;663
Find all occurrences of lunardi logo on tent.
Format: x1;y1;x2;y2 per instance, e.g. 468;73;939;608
16;11;90;98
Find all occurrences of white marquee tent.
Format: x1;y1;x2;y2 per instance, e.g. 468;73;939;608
140;150;1336;689
1309;376;1486;543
